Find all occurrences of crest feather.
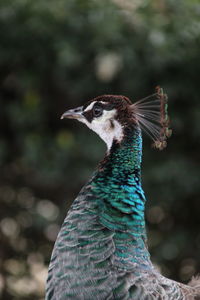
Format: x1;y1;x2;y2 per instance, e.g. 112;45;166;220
131;86;172;150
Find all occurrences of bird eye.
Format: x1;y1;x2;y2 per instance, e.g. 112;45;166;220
93;105;103;117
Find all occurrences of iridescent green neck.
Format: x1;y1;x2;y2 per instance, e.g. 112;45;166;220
92;126;146;237
90;126;151;269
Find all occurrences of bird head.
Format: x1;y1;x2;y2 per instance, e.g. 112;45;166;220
61;87;172;150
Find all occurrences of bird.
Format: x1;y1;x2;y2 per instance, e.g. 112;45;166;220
45;87;200;300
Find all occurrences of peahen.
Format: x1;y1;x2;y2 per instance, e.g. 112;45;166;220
46;87;200;300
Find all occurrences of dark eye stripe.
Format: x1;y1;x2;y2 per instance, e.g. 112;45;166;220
83;102;115;123
102;103;115;111
83;104;103;122
83;110;93;123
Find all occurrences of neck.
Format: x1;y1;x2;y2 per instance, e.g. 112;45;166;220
93;126;145;231
91;126;151;268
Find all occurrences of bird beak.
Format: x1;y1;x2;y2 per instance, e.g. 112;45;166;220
61;106;84;120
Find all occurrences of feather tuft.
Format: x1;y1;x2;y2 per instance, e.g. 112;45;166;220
188;276;200;288
131;86;172;150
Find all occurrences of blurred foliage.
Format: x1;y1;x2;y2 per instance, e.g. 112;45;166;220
0;0;200;299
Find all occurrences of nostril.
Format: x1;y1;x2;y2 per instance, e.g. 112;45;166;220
74;108;82;113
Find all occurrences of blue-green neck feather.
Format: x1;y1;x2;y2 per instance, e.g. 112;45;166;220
90;126;150;269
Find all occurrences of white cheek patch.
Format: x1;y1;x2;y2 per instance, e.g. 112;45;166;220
94;109;116;124
80;109;124;150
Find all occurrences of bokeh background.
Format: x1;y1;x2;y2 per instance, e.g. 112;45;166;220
0;0;200;299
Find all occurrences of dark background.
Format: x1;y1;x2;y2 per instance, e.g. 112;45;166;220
0;0;200;299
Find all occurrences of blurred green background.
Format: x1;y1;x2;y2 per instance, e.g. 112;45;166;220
0;0;200;299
